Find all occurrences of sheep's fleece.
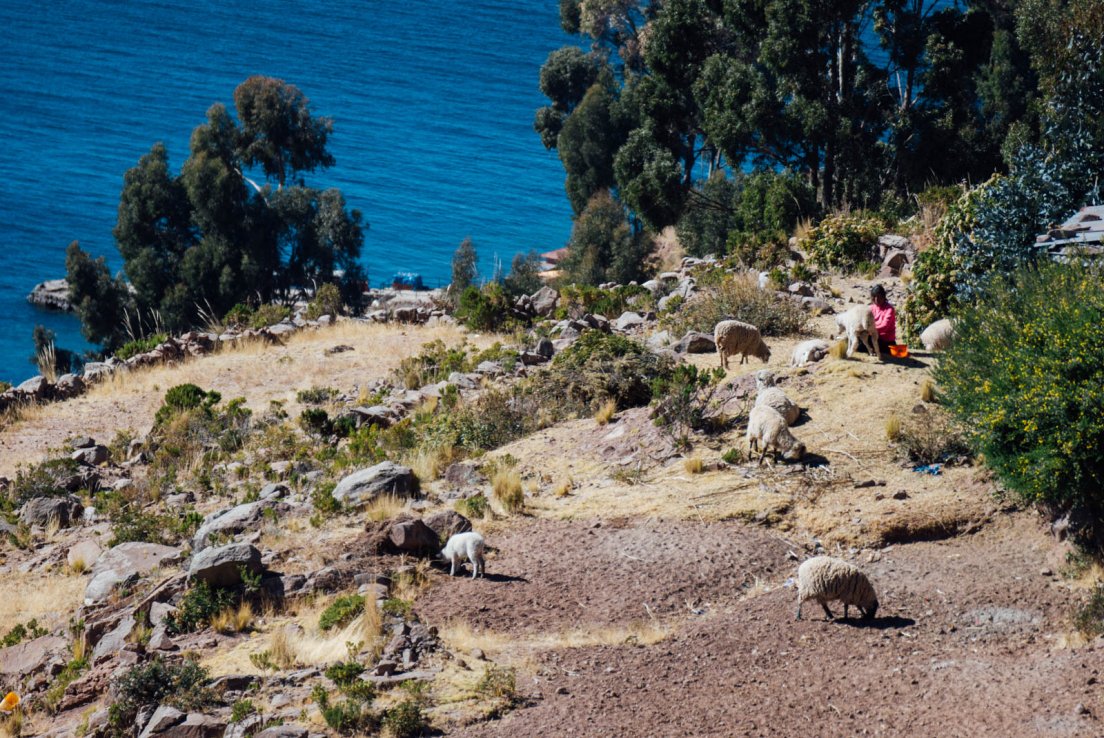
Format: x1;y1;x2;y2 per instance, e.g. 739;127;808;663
796;556;878;620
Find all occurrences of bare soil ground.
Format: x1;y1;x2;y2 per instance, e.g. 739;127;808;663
419;515;1100;737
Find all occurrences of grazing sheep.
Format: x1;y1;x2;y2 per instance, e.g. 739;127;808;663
790;339;830;367
795;556;879;621
440;531;486;579
834;305;880;359
755;370;800;426
920;318;955;352
714;320;771;369
746;405;805;464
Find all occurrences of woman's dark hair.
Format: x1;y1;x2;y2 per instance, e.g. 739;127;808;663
870;284;886;299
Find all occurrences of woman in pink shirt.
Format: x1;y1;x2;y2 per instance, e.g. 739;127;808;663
869;284;897;353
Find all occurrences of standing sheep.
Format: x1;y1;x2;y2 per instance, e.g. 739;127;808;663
791;339;830;367
795;556;879;621
440;531;486;579
714;320;771;369
920;318;955;352
834;305;880;359
746;405;805;464
755;370;800;426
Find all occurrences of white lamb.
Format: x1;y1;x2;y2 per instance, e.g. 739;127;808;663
790;339;830;367
834;305;880;359
714;320;771;369
746;405;805;464
920;318;955;352
795;556;879;621
439;531;486;579
754;370;800;426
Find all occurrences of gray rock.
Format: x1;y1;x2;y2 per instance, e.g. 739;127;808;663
192;499;285;552
85;542;183;604
475;360;504;376
332;462;418;508
260;483;290;500
675;331;716;354
536;337;554;359
800;296;834;313
68;436;96;450
583;313;610;332
423;510;472;541
54;373;86;398
15;375;50;399
444;462;484;489
788;281;814;297
388;519;441;555
877;234;912;257
20;494;83;528
147;627;177;652
27;278;72;312
67;540;103;569
71;444;109;466
150;602;178;628
613;311;644;332
188;544;262;588
882;248;910;273
530;286;559;317
0;635;68;678
137;705;186;738
92;615;135;665
350;405;394;429
641;279;661;294
155;713;225;737
255;727;309;738
646;330;674;351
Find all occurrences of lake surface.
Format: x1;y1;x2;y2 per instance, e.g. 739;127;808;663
0;0;574;383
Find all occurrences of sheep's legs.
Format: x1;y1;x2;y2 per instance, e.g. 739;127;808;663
449;557;457;576
795;598;804;621
820;602;835;620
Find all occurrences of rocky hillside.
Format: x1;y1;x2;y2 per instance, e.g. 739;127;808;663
0;258;1099;738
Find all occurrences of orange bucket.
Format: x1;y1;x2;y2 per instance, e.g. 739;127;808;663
888;344;909;358
0;692;19;712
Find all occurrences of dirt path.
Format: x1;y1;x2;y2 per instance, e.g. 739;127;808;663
419;515;1100;737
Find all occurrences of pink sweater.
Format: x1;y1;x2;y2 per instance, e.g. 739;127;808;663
870;302;896;343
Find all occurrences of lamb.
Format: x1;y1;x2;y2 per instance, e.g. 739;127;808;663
714;320;771;369
790;339;830;367
920;318;955;352
795;555;879;621
755;370;800;426
834;305;880;359
439;531;486;579
746;405;805;464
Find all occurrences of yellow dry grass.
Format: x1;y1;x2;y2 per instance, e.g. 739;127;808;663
594;399;617;426
211;601;254;634
362;494;408;523
683;456;704;474
438;618;672;659
0;321;488;477
0;571;85;629
491;469;524;515
920;376;937;402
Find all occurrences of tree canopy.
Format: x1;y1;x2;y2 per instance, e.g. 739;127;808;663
69;76;366;350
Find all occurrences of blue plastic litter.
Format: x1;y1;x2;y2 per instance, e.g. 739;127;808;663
912;463;943;476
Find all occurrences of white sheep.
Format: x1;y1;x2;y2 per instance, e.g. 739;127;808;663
834;305;880;359
746;405;805;464
790;339;830;367
439;531;486;579
920;318;955;352
754;370;800;426
714;320;771;369
795;556;879;621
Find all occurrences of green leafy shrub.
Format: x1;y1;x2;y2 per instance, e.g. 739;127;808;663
665;273;808;337
457;494;489;520
935;262;1104;527
650;364;727;445
224;303;254;328
319;595;365;632
1;619;47;647
306;282;344;319
382;696;428;738
107;657;211;737
8;457;82;505
381;598;413;619
800;213;882;271
230;699;257;722
558;284;655;320
299;408;333;437
155;384;222;426
115;333;169;361
297;386;338;404
166;581;239;634
457;283;515;332
325;660;366;686
394;340;471;389
1073;585;1104;638
542;330;670;411
249;303;292;329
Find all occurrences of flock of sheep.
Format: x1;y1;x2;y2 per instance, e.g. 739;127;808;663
435;308;955;623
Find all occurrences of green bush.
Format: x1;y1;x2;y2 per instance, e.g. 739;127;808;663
935;262;1104;528
166;581;239;634
1;619;47;647
800;213;882;271
306;282;344;319
115;333;169;361
297;386;338;404
325;659;366;686
558;284;654;320
107;657;211;737
394;340;471;389
726;230;791;270
224;303;254;328
319;595;365;632
8;457;82;506
665;273;808;338
249;303;292;329
650;364;727;445
542;330;670;411
1073;585;1104;638
155;384;222;426
457;283;515;332
230;699;257;722
382;698;428;738
457;494;489;520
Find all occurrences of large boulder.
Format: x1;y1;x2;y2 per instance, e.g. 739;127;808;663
388;519;441;555
423;510;472;541
188;544;262;588
675;331;716;354
71;444;109;466
67;540;103;569
19;495;83;528
138;706;185;738
613;311;645;332
85;543;183;605
0;635;68;679
150;713;225;738
27;278;72;311
192;498;285;552
530;286;559;317
332;462;418;508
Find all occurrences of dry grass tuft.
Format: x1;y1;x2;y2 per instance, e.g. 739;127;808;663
552;478;574;498
828;340;848;360
268;626;299;669
683;456;704;474
492;469;525;515
0;708;22;738
594;400;617;426
67;558;88;576
405;444;455;483
920;377;937;403
392;561;433;603
363;494;408;523
885;414;902;441
212;601;254;634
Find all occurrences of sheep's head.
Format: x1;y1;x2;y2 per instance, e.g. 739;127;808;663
755;370;776;391
861;599;879;620
755;343;771;363
783;442;806;461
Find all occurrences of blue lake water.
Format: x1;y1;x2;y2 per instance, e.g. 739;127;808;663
0;0;574;383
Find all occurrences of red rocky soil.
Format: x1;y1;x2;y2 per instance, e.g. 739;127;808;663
417;516;1102;737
